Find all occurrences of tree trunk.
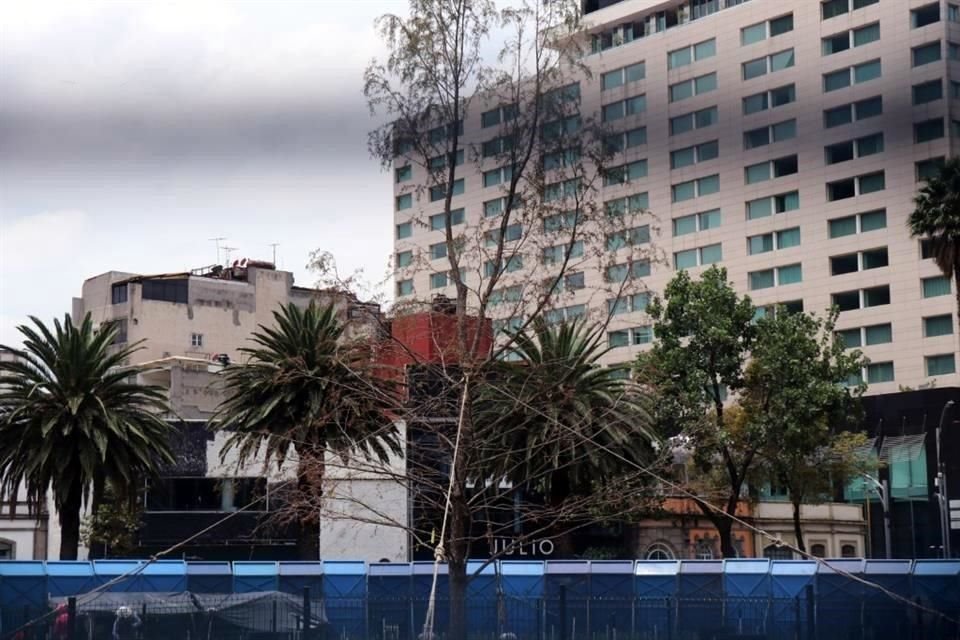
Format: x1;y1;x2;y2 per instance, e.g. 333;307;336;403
59;480;84;560
792;499;806;554
296;452;323;561
88;472;106;559
715;516;737;558
954;263;960;329
448;556;468;640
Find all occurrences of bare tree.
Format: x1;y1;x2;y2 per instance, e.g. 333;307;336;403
362;1;663;637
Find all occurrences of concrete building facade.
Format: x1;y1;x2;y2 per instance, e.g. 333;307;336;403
392;0;959;391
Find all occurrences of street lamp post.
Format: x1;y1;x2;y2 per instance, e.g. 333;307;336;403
863;473;892;559
935;400;956;558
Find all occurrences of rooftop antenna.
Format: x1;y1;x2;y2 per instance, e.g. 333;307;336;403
269;243;280;265
223;246;238;265
209;237;227;265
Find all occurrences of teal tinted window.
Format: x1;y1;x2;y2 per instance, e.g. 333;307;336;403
927;354;957;376
924;315;953;337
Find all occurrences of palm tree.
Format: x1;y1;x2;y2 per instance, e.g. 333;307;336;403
910;156;960;323
214;301;401;559
478;318;657;554
0;314;175;560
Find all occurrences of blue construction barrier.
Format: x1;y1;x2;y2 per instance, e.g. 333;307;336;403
588;560;633;636
723;559;769;634
45;562;96;598
233;561;278;593
634;561;677;635
368;562;412;640
770;560;816;640
677;560;724;638
0;557;958;640
279;561;324;596
324;560;366;639
500;561;543;637
185;561;231;593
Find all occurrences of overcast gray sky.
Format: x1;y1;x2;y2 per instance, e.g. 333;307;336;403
0;0;411;346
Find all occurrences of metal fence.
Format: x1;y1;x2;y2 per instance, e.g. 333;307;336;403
2;593;958;640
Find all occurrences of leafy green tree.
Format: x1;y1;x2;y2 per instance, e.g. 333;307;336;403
0;314;174;560
213;302;401;559
742;309;867;552
635;267;758;558
909;157;960;324
479;319;658;554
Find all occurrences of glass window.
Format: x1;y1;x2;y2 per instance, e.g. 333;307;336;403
396;222;412;239
744;93;768;115
746;162;771;184
672;180;696;202
831;253;859;275
673;215;697;236
695;39;716;59
913;42;942;67
700;209;721;229
867;362;895;383
747;197;773;220
860;210;886;231
742;22;766;45
429;272;448;289
771;14;794;36
776;191;799;212
857;133;883;156
927;354;957;376
397;279;413;296
778;264;802;285
853;23;880;46
696;107;718;128
826;141;855;165
770;84;796;107
743;57;768;80
854;60;881;83
602;69;624;91
924;315;953;337
430;242;447;260
700;243;722;264
396;251;413;268
829;216;857;238
749;269;775;290
771;49;795;71
626;62;645;82
671;147;696;169
856;96;883;119
609;330;630;348
838;328;862;348
668;47;693;69
429;208;465;230
396;193;413;210
670;80;694;102
864;323;892;345
859;172;885;194
749;233;774;255
744;127;770;149
824;69;851;92
915;118;945;143
773;155;798;177
675;249;698;269
917;158;946;181
777;227;801;249
484;198;503;218
833;290;861;311
602;102;624;122
695;73;717;94
822;0;848;19
862;247;888;270
863;285;890;307
912;4;941;28
824;104;853;128
670;113;694;135
913;80;943;105
395;165;412;183
699;175;719;195
923;276;951;298
772;120;796;142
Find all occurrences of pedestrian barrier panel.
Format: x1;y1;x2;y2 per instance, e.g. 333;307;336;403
324;560;366;639
46;561;97;598
185;561;232;593
233;562;279;593
677;560;724;638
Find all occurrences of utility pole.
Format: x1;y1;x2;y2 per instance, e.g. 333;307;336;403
863;474;892;558
936;400;956;558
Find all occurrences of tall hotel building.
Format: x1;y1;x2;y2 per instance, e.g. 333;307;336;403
392;0;959;394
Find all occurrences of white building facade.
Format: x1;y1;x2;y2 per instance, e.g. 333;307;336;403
393;0;960;392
